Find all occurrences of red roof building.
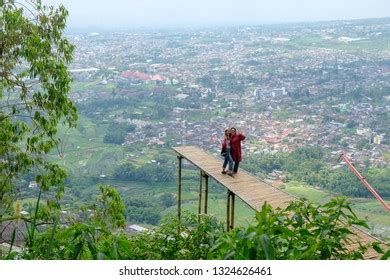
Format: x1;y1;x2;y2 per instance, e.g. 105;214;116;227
151;74;166;82
264;136;281;144
121;70;150;81
121;71;166;82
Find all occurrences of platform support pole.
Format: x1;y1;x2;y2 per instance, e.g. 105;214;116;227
177;156;183;227
204;174;209;215
226;191;235;231
198;170;203;222
231;192;235;230
226;190;230;231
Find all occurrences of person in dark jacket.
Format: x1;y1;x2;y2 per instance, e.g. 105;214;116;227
230;127;246;174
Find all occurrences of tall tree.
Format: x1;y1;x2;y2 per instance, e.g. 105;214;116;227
0;0;77;222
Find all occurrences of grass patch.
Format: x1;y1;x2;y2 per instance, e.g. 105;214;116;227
163;197;255;227
71;80;101;92
282;181;331;203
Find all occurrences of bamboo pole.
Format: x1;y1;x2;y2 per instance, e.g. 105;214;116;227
177;156;183;225
198;170;203;222
204;174;209;214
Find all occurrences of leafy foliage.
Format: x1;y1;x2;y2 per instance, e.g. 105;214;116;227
122;214;223;260
160;192;176;208
103;122;135;144
125;197;162;225
93;185;126;228
5;196;388;260
0;0;77;218
19;185;126;259
114;162;175;183
209;197;372;260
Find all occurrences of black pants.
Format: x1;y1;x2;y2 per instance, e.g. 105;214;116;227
233;161;239;173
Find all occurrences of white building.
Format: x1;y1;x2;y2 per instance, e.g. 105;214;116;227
28;181;38;189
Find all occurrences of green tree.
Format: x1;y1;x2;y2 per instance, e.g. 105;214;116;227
103;129;127;144
196;75;214;88
0;0;76;238
160;192;176;208
103;122;135;144
125;197;162;225
93;185;126;229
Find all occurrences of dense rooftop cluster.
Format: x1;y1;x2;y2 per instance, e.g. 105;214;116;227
68;18;389;169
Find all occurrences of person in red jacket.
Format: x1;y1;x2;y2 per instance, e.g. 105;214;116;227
230;127;246;174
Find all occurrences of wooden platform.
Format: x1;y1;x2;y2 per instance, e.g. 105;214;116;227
173;145;293;210
172;145;383;259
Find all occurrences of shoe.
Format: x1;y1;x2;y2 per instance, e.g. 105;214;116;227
227;172;234;177
221;170;227;174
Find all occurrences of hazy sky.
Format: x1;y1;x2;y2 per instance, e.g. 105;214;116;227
44;0;390;28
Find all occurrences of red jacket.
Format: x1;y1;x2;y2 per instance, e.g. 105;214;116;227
230;133;245;162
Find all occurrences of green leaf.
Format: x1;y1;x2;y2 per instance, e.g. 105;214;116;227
259;234;275;260
380;249;390;260
372;242;384;254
